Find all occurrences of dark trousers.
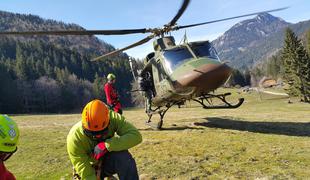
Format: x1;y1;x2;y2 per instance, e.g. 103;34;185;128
101;150;138;180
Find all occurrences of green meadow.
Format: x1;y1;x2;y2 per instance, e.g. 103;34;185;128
6;89;310;179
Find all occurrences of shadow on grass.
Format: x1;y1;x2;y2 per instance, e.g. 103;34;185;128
138;126;204;131
161;126;204;131
194;117;310;137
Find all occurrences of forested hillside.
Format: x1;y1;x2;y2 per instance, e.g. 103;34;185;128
0;11;134;113
0;10;114;55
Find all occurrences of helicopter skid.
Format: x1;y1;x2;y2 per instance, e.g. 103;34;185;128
146;109;164;115
193;93;244;109
145;121;163;130
145;108;169;130
145;93;243;130
145;101;180;130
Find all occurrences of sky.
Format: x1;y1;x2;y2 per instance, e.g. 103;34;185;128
0;0;309;59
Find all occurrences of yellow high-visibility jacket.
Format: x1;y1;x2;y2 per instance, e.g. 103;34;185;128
67;110;142;180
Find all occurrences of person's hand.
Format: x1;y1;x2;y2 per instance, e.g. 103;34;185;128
92;142;108;160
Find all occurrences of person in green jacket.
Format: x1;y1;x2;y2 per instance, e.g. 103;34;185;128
67;99;142;180
0;114;20;180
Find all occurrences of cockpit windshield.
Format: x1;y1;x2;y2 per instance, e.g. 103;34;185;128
163;41;221;73
163;48;193;72
190;42;220;61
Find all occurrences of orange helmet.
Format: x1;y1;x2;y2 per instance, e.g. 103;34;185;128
82;99;109;132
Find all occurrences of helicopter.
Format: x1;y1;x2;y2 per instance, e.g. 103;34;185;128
0;0;287;129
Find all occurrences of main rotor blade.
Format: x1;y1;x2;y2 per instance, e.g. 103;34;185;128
91;34;155;61
176;7;288;30
167;0;190;27
0;29;151;36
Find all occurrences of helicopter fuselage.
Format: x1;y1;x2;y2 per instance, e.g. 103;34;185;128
142;39;232;106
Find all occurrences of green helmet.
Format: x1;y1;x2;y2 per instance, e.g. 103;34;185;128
107;73;116;81
0;115;19;153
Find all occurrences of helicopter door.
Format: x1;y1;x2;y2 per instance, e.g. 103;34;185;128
152;59;173;97
151;62;162;95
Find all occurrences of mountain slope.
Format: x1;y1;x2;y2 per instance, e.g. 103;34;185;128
212;13;310;69
213;13;289;51
0;10;115;55
246;19;310;66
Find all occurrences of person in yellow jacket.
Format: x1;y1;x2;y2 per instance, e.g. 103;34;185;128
0;114;20;180
67;99;142;180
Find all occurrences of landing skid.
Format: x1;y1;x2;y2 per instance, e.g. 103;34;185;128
145;93;244;130
145;101;180;130
193;93;244;109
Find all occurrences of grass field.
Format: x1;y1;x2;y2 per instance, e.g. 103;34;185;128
5;88;310;179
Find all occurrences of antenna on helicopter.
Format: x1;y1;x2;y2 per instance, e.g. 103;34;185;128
179;30;188;44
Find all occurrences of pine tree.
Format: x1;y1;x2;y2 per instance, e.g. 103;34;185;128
0;63;21;113
295;44;309;102
267;55;282;79
306;30;310;54
282;28;310;102
281;28;301;96
15;44;29;80
302;30;310;102
93;73;106;101
82;59;93;80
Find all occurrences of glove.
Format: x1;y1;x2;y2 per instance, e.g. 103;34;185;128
92;142;108;160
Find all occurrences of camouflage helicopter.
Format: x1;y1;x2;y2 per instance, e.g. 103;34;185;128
0;0;287;129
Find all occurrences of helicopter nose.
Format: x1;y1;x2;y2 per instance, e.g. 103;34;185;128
176;63;232;92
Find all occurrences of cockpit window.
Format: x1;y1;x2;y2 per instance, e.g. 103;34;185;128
163;48;193;72
191;42;220;61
